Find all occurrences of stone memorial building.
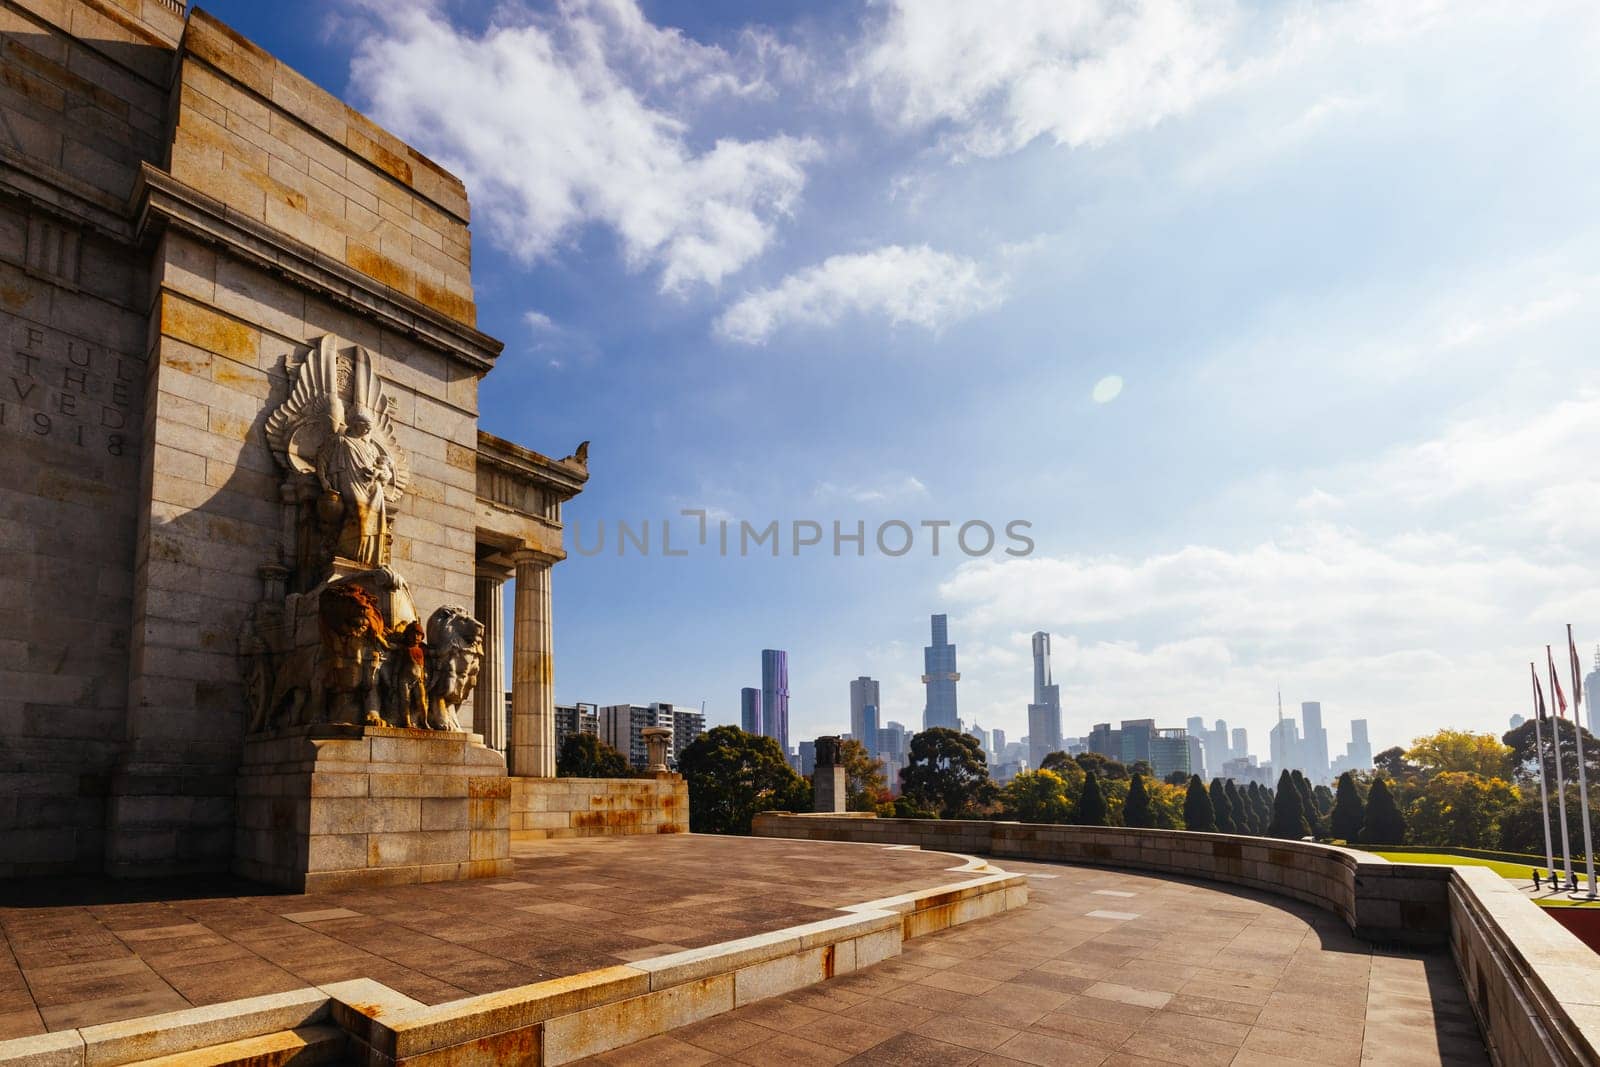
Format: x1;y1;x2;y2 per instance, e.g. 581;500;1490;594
0;0;599;886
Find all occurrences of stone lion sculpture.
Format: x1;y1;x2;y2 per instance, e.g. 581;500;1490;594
425;606;484;731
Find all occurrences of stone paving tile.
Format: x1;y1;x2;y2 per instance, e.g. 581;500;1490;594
590;854;1492;1067
0;835;966;1037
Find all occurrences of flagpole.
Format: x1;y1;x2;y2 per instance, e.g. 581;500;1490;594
1549;647;1574;885
1568;625;1596;899
1532;663;1556;878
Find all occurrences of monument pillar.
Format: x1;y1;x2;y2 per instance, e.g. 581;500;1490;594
474;567;510;750
814;736;847;813
510;550;556;778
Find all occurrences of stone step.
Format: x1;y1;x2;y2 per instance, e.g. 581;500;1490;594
125;1025;347;1067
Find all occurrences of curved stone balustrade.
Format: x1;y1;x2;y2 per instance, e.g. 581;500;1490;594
752;813;1600;1067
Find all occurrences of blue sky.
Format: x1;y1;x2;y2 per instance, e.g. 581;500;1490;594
211;0;1600;759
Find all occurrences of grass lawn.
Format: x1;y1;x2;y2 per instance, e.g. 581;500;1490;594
1371;851;1600;907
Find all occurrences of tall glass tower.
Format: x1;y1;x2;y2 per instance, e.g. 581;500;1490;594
922;615;960;731
740;687;762;736
761;650;789;755
1027;631;1062;770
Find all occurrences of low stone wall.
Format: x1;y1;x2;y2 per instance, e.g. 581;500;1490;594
753;813;1600;1067
510;775;688;839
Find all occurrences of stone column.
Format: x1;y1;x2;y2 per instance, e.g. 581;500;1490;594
642;727;672;774
473;568;509;750
509;550;556;778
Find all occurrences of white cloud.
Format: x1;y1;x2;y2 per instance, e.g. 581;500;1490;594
853;0;1243;158
933;392;1600;750
715;245;1007;344
347;0;817;292
814;475;929;505
523;310;556;332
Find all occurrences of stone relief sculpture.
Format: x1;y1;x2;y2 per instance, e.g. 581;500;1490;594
265;335;409;578
243;335;485;737
425;606;484;731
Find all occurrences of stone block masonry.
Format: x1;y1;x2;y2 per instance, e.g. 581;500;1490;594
235;724;511;892
510;776;688;839
0;0;588;883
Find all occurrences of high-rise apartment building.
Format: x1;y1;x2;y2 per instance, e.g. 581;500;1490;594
761;650;790;754
672;707;706;762
1088;722;1122;762
798;740;817;777
1118;719;1190;780
992;727;1007;753
850;676;881;754
1586;647;1600;736
554;702;598;756
922;615;961;730
1231;727;1249;762
599;703;675;769
1027;631;1063;771
740;687;762;736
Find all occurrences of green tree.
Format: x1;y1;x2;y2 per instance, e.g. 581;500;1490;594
1224;780;1251;834
1498;784;1600;856
677;726;811;834
556;732;631;778
1163;770;1189;786
1292;771;1321;836
1269;770;1310;838
1360;776;1408;845
891;795;938;819
1329;771;1365;842
1312;784;1334;817
1039;751;1072;772
900;728;996;819
1148;780;1187;829
1001;770;1074;824
1124;773;1154;827
1407;730;1512;780
1502;720;1600;790
1251;782;1273;831
1406;772;1519;849
1077;770;1109;826
1209;778;1233;833
1184;774;1216;831
1074;752;1129;780
839;739;888;812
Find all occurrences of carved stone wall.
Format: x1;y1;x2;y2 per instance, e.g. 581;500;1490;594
0;1;515;878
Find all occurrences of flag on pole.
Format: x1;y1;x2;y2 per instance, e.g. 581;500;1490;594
1573;626;1585;710
1551;646;1568;717
1535;664;1549;720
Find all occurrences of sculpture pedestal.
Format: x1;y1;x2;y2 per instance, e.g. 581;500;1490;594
234;724;512;892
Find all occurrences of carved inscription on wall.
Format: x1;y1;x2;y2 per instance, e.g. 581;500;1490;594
1;313;139;457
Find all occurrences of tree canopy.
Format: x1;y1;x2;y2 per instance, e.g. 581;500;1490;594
1406;772;1519;848
900;727;996;819
1360;777;1407;845
1077;770;1109;825
1001;770;1074;824
1502;719;1600;787
1406;730;1512;780
1073;752;1129;780
677;725;811;834
1184;775;1215;832
1209;778;1233;833
1124;773;1154;828
838;738;889;812
1330;771;1364;842
556;732;630;779
1269;770;1310;838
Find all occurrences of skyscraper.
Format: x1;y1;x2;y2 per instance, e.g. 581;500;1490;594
1231;727;1248;761
761;650;789;754
1346;718;1372;771
740;687;762;736
861;704;881;757
850;676;881;753
1027;631;1063;771
1587;646;1600;736
922;615;960;730
1301;701;1330;783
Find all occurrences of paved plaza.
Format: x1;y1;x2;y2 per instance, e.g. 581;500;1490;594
579;853;1489;1067
0;835;965;1039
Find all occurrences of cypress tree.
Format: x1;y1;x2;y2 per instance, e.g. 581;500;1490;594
1250;783;1272;831
1184;774;1216;831
1225;780;1250;835
1293;771;1320;836
1124;773;1154;828
1360;777;1407;845
1313;784;1334;817
1269;769;1310;838
1077;770;1109;826
1330;772;1365;842
1209;778;1233;833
